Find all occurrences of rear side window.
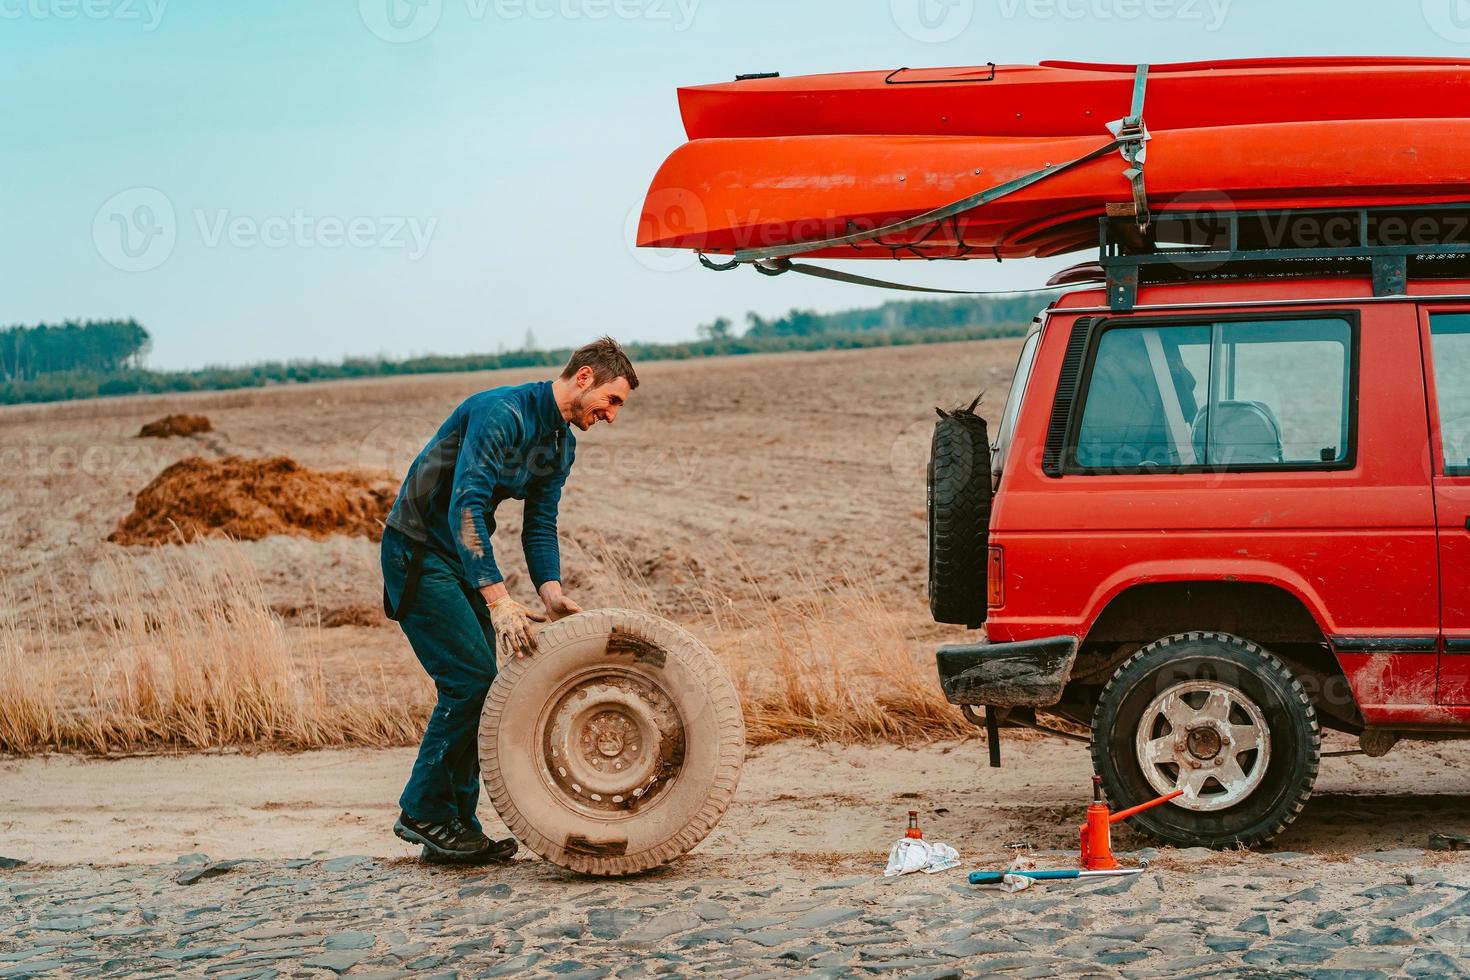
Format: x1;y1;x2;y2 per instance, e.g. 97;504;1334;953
992;328;1041;485
1071;317;1354;472
1429;313;1470;473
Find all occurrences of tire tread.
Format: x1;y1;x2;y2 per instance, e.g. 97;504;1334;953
1090;631;1320;849
480;608;745;876
928;412;991;626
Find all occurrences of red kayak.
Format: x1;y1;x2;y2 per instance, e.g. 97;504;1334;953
680;57;1470;140
637;118;1470;261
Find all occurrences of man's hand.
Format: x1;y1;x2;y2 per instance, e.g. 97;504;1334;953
486;594;547;659
538;581;583;622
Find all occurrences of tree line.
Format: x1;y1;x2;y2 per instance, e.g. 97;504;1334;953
0;291;1057;405
717;292;1056;340
0;319;151;381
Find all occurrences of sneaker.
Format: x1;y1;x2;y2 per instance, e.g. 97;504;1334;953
419;837;518;865
393;811;490;859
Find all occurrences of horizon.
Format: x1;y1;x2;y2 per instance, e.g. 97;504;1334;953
2;285;1062;373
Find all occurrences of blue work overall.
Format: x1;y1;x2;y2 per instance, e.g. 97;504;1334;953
380;380;574;828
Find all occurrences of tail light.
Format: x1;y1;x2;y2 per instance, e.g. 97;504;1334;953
988;547;1004;607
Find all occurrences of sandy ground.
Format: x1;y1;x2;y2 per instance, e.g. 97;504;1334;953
4;736;1468;870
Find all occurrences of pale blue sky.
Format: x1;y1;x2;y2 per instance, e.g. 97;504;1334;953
4;0;1467;369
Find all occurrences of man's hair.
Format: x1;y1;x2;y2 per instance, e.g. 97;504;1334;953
561;336;640;389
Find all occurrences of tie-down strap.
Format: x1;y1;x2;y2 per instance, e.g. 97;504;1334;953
1105;64;1151;227
727;63;1152;266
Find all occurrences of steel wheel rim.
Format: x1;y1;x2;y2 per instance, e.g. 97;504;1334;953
538;667;686;820
1135;679;1271;812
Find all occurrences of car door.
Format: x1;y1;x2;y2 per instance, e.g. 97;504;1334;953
1423;307;1470;704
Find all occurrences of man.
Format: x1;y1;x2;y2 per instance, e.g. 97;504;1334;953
380;337;639;863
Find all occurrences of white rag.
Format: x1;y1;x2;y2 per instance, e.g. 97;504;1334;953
883;838;961;877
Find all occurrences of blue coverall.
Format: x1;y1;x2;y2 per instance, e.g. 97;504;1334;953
380;380;574;828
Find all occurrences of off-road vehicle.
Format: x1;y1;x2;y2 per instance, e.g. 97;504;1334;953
930;205;1470;848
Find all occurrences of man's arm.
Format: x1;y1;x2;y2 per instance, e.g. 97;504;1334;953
522;443;581;620
448;402;517;590
450;402;546;656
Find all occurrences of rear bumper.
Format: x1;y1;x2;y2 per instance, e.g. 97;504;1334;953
935;635;1079;707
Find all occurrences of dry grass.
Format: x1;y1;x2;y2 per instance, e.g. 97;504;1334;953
0;541;429;755
576;536;973;747
717;581;973;746
0;617;62;754
1;535;972;756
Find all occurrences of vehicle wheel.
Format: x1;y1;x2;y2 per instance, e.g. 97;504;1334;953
928;406;991;627
1090;631;1319;849
480;608;745;876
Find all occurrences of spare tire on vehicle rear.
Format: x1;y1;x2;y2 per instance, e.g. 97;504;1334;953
480;608;745;876
928;404;992;628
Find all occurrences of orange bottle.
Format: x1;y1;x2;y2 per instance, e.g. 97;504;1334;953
905;810;924;840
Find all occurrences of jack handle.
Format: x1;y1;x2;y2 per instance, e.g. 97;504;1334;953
1108;789;1184;825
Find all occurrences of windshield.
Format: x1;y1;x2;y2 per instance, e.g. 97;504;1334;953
992;320;1042;487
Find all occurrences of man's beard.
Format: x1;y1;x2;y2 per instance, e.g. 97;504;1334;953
569;392;590;430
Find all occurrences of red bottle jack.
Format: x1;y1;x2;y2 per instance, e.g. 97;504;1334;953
1078;775;1185;871
1080;777;1119;870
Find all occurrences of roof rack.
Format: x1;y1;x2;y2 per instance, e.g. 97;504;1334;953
1099;202;1470;311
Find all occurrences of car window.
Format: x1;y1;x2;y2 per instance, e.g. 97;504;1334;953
1072;317;1352;472
992;327;1041;485
1074;325;1209;469
1429;313;1470;473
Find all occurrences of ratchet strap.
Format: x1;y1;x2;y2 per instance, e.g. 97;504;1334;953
1106;64;1152;227
719;64;1152;272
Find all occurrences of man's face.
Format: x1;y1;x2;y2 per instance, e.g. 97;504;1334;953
569;368;632;431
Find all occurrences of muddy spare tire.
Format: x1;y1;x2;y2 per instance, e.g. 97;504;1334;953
480;608;745;876
928;406;991;628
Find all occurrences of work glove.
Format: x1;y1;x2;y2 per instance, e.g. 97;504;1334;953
488;595;547;660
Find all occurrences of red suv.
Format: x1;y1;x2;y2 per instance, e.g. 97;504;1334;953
930;209;1470;848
